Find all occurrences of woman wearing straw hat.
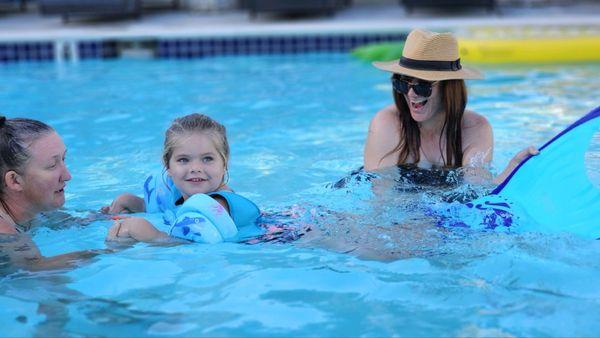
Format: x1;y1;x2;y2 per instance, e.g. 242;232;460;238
364;28;536;183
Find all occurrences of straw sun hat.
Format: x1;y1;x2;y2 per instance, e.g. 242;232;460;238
373;29;483;81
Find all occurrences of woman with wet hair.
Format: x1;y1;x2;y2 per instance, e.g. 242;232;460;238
0;115;100;269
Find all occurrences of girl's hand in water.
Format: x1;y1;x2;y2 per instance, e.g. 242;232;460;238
101;193;145;214
106;217;168;243
494;146;539;184
106;217;136;243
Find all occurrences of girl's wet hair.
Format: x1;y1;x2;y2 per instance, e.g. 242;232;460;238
162;113;230;169
0;116;54;196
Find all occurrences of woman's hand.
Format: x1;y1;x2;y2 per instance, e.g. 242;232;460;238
101;193;145;214
494;146;539;184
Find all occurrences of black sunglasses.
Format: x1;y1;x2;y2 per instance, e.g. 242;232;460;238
391;76;437;98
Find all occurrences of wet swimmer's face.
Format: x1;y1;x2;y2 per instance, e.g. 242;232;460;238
167;132;226;200
392;75;443;123
18;132;71;212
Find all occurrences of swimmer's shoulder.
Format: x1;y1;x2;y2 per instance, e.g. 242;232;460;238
461;110;493;165
368;104;403;143
365;104;404;170
462;109;492;142
0;219;17;235
370;104;401;130
463;109;491;132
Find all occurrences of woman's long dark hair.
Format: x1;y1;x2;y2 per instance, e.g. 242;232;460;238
383;75;467;168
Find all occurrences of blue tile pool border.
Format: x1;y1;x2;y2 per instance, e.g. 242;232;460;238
78;40;119;59
0;32;408;63
156;33;407;59
0;42;54;62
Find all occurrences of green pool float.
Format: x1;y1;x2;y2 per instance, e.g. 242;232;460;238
351;41;405;62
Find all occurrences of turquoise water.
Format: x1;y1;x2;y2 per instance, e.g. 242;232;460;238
0;55;599;336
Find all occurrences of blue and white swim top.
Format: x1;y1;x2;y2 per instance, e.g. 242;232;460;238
143;169;260;227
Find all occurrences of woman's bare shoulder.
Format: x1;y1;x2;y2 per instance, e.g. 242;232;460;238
370;104;401;131
461;110;494;167
462;110;492;142
364;104;403;170
463;110;491;130
0;219;16;235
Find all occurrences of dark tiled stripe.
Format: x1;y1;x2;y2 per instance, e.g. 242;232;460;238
0;42;54;62
78;41;119;59
156;33;407;58
0;33;408;62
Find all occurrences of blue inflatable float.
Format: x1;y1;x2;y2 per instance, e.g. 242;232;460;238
464;106;600;239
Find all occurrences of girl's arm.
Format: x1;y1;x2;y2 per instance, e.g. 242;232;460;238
106;217;169;243
101;193;146;214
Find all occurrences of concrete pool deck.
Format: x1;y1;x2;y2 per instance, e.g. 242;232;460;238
0;2;598;42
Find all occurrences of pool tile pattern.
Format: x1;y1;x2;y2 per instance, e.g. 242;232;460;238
157;33;407;58
0;42;54;62
0;33;407;62
78;41;119;59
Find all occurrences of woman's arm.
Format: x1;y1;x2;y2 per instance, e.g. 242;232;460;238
462;113;493;166
101;193;145;214
493;146;539;185
461;111;495;184
461;112;539;185
0;233;108;271
364;105;401;171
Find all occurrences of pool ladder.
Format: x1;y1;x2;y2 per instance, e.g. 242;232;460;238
54;40;79;63
53;40;154;63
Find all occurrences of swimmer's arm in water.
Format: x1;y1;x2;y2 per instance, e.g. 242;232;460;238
0;232;108;271
461;112;494;184
103;192;234;243
461;113;539;185
30;210;98;230
101;193;145;214
106;217;170;243
493;146;539;185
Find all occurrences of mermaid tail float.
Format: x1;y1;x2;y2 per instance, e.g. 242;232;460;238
462;106;600;239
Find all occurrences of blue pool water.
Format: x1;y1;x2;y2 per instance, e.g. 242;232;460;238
0;54;599;336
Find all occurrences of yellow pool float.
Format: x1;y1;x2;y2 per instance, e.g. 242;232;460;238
352;26;600;64
459;36;600;64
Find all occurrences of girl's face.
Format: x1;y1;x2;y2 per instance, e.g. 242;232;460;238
167;132;226;200
20;131;71;213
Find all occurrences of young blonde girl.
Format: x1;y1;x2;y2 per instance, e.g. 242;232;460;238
104;113;259;243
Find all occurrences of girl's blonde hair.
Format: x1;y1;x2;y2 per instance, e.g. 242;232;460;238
162;113;230;170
